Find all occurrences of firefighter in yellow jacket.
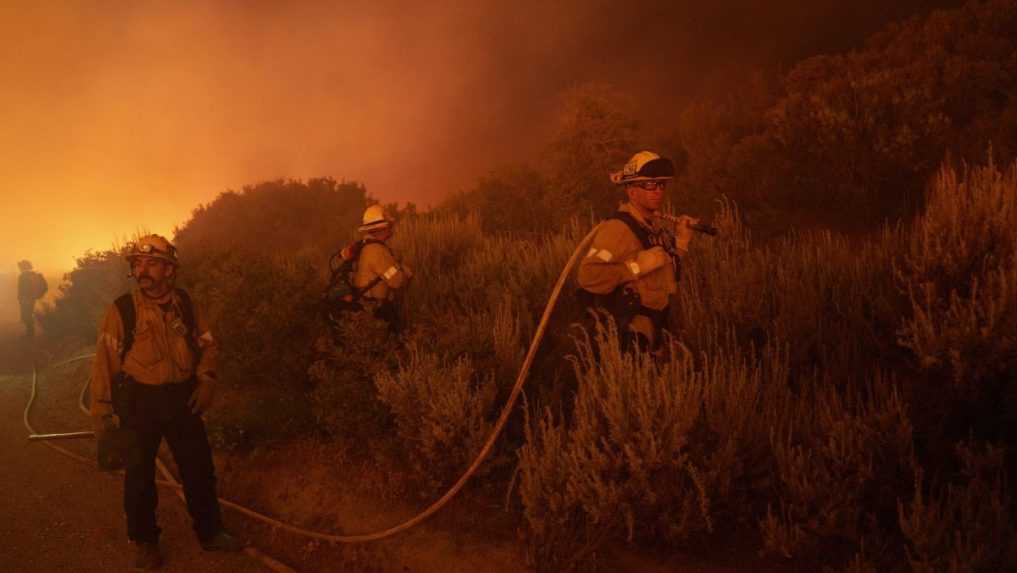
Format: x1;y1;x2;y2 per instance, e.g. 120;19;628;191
90;234;241;570
576;151;698;350
352;205;412;333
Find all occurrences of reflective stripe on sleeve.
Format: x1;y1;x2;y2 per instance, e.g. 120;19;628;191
382;266;399;280
99;332;121;351
199;331;214;343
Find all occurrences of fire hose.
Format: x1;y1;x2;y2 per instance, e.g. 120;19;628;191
25;217;716;547
24;224;600;547
24;354;296;573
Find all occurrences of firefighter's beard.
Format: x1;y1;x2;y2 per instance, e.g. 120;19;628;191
137;274;172;298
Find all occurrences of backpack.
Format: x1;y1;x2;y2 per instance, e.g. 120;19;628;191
323;239;385;313
114;289;200;362
30;272;48;299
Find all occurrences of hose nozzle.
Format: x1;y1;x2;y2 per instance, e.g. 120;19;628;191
656;214;719;236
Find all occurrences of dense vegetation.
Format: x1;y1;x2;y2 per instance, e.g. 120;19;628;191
38;1;1017;570
445;0;1017;241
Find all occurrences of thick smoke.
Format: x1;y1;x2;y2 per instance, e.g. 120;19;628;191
0;0;961;272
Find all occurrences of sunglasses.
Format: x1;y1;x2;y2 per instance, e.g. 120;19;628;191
635;180;669;191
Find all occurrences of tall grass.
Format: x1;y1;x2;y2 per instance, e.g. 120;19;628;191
38;159;1017;571
515;159;1017;569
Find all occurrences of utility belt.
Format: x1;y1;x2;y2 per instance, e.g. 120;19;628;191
575;286;669;341
111;373;197;428
99;373;196;471
326;291;389;314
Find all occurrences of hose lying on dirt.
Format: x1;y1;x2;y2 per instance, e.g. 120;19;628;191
25;224;601;544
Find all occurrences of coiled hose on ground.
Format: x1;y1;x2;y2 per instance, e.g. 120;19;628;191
23;224;600;547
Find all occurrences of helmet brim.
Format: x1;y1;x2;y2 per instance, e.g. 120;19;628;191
358;221;393;233
611;156;676;185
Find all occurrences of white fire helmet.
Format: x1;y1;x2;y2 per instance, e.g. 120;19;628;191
609;151;676;185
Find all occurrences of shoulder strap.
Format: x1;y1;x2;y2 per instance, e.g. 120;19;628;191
174;288;197;333
114;294;136;363
175;288;203;359
115;290;202;364
609;211;653;250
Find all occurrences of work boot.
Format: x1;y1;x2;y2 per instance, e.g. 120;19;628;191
130;542;163;571
200;529;244;552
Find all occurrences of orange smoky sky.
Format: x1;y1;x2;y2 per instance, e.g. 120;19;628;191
1;0;958;273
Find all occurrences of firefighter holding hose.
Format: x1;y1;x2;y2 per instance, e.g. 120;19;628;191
576;151;700;351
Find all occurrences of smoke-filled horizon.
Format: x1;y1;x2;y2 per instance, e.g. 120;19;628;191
2;0;960;273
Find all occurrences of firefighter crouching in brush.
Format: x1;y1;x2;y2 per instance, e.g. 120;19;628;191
576;151;699;351
90;234;242;571
352;205;413;334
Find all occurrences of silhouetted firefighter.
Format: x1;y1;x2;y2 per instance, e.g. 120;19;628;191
16;259;47;339
576;151;703;352
89;234;242;570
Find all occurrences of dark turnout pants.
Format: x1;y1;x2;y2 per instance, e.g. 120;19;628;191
19;300;35;337
125;380;222;544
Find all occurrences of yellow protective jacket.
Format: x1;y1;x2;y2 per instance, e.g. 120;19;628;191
90;288;218;418
576;203;678;342
353;241;410;301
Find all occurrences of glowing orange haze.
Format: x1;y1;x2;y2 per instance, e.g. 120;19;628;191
1;1;959;274
2;2;570;273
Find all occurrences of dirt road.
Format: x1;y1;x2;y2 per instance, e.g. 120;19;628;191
0;328;525;573
0;322;766;573
0;329;264;573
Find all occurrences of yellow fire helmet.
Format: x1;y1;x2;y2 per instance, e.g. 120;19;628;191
358;205;393;234
126;234;179;266
609;151;676;185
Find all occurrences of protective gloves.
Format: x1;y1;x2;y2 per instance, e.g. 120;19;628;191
92;413;118;440
93;413;127;471
671;214;700;253
188;379;216;415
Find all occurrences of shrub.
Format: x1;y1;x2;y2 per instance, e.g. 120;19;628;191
674;198;905;383
672;0;1017;236
37;247;131;343
763;375;916;559
374;346;497;493
171;178;374;441
517;321;795;569
174;177;368;261
307;311;394;447
899;441;1017;573
896;161;1017;385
